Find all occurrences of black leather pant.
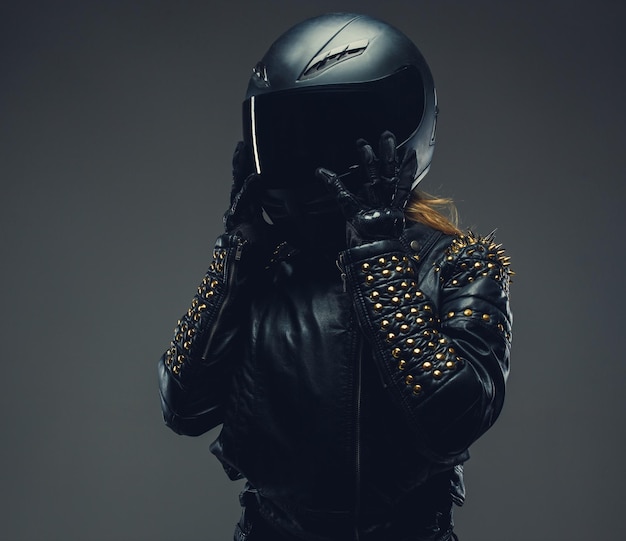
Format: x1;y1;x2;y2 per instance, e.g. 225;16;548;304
233;489;458;541
235;516;458;541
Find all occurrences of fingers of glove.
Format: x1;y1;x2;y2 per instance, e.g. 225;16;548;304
232;141;244;172
227;173;260;225
235;173;260;207
356;138;379;184
232;141;254;185
391;149;417;209
378;131;398;179
316;167;361;218
223;173;260;232
232;141;245;183
229;141;246;204
362;182;380;207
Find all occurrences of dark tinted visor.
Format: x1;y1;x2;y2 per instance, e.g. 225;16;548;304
243;66;424;188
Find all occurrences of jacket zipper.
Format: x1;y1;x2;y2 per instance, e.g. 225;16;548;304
337;252;362;540
354;335;363;541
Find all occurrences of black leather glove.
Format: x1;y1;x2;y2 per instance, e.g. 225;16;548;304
223;142;277;270
316;131;417;246
230;140;255;204
223;141;263;239
223;173;261;235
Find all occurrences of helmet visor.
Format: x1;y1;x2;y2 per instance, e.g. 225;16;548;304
243;66;424;188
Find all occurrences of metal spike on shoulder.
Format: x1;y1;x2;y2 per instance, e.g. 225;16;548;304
445;230;514;284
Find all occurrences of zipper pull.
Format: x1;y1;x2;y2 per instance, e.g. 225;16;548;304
235;238;246;261
336;254;347;293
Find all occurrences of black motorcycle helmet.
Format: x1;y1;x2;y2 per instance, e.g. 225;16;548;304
241;13;438;247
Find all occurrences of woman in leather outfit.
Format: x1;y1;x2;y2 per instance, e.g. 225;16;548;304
158;13;512;541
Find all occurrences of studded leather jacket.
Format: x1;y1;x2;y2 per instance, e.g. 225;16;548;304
158;220;512;541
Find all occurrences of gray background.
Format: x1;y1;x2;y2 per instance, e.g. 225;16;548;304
1;0;625;540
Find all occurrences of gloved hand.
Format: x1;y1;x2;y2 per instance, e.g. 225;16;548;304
223;141;261;237
315;131;417;246
229;141;255;204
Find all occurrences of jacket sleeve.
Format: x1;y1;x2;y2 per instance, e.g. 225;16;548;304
341;230;512;461
157;232;250;436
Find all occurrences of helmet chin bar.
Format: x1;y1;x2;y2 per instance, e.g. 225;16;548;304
258;187;347;250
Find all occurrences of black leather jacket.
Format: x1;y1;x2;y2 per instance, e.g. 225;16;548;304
158;220;512;541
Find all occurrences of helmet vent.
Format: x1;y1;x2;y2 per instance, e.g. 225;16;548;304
253;62;269;85
299;39;369;81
